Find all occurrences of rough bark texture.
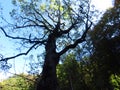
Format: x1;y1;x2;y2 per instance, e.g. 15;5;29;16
36;53;60;90
36;33;60;90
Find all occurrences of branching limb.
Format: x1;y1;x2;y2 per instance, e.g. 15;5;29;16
14;24;45;29
0;43;38;61
0;27;46;44
47;10;58;24
60;22;77;34
13;16;52;32
58;22;92;55
33;8;54;31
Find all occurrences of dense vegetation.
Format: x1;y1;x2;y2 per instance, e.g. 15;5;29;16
0;74;35;90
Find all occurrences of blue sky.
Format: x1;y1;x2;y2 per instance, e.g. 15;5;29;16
0;0;43;80
0;0;113;80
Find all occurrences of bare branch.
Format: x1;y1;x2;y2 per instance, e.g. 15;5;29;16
33;8;54;30
60;22;76;34
0;43;38;61
58;37;85;56
15;24;45;29
14;16;51;31
47;10;58;24
0;27;46;44
58;22;92;55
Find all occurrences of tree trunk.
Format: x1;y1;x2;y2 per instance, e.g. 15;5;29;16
36;34;60;90
36;52;60;90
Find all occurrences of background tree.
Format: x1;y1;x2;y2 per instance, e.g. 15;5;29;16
57;54;94;90
0;0;93;90
0;74;35;90
57;54;85;90
87;1;120;89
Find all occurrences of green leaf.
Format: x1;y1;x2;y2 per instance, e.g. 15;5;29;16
40;4;46;11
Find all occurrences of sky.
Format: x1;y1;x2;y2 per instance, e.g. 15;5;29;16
91;0;113;10
0;0;113;81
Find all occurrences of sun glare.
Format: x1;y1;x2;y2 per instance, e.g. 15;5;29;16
91;0;113;11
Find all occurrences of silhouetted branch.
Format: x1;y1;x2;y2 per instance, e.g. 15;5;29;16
58;22;92;55
0;43;38;61
12;16;52;32
0;27;46;44
33;8;54;31
0;26;46;61
60;22;77;34
15;24;45;29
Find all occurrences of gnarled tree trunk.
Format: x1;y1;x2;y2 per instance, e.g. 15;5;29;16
36;34;60;90
36;53;60;90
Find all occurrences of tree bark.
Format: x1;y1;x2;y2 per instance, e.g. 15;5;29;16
36;34;60;90
36;53;60;90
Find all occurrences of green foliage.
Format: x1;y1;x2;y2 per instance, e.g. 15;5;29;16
110;74;120;90
0;74;35;90
57;54;90;90
89;1;120;74
87;3;120;90
57;52;118;90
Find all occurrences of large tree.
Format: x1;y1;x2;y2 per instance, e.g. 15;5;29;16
0;0;93;89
